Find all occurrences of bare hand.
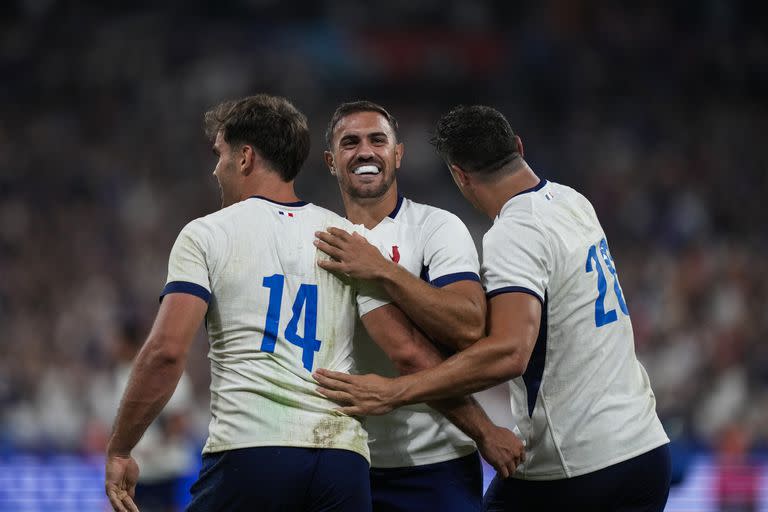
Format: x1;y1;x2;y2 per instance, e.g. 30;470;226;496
105;454;140;512
476;426;526;479
313;368;403;416
314;227;391;280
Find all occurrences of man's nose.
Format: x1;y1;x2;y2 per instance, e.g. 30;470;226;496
355;143;375;160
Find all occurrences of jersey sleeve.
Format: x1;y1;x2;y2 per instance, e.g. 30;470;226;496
322;217;392;316
160;220;212;303
482;213;551;304
421;211;481;288
355;280;391;317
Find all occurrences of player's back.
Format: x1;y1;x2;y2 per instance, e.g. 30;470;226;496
484;180;668;479
163;196;368;460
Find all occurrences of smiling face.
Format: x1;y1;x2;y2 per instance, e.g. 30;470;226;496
325;111;403;200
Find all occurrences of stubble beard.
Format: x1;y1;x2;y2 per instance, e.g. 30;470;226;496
345;171;395;200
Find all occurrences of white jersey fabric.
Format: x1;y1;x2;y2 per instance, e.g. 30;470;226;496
161;196;388;462
354;196;481;468
482;180;669;480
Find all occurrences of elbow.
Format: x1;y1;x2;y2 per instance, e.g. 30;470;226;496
503;352;531;380
451;313;485;351
453;323;485;351
388;345;434;375
143;334;188;367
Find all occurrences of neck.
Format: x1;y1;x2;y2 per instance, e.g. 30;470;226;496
341;183;399;229
476;162;540;219
240;175;300;204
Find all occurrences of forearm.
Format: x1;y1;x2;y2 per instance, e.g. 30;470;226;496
107;341;186;456
427;395;495;443
385;328;494;443
394;334;524;406
377;262;483;349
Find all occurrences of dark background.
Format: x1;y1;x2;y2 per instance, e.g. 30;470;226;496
0;0;766;508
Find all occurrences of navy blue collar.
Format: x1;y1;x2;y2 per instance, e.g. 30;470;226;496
249;195;308;207
388;195;404;219
511;179;547;199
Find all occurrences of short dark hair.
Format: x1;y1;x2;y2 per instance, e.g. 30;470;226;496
204;94;310;182
325;100;399;149
431;105;520;174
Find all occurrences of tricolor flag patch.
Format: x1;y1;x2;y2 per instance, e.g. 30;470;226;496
278;211;295;217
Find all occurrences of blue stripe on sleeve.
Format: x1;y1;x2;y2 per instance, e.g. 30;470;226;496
160;281;211;303
523;292;548;417
486;286;543;305
431;272;481;288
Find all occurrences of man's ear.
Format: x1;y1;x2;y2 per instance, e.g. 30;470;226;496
450;163;471;187
324;151;336;176
394;142;404;170
240;144;255;176
514;135;524;158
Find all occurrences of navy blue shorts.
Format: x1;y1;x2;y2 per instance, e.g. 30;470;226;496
483;444;671;512
370;451;483;512
134;478;178;511
187;446;371;512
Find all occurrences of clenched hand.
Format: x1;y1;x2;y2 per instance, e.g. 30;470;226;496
476;425;526;478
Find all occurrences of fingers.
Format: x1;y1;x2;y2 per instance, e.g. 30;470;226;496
314;238;344;260
124;496;140;512
326;227;353;239
107;487;131;512
316;386;353;404
313;368;354;384
314;229;351;250
337;405;364;416
316;258;345;273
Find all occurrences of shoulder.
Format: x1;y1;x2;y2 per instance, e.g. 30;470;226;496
404;198;468;231
309;203;355;231
483;201;542;253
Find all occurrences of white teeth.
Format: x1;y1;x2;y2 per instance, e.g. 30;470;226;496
353;165;381;175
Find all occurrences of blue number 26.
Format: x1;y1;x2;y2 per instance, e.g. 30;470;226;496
585;238;629;327
260;274;322;371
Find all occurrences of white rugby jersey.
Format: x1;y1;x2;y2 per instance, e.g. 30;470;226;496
482;180;669;480
354;196;481;468
161;196;388;461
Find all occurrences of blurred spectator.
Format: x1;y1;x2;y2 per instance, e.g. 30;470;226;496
715;423;761;512
89;319;197;512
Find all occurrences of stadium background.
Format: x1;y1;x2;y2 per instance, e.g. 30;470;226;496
1;1;766;510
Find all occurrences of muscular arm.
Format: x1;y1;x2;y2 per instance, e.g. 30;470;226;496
316;228;485;349
105;293;206;511
376;263;486;350
316;292;541;413
360;304;525;476
107;294;207;456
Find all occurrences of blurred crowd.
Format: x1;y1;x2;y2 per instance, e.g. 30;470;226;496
1;0;766;463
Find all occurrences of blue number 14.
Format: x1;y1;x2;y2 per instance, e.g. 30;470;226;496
585;238;629;327
260;274;322;371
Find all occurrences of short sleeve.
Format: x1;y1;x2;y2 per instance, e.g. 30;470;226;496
355;280;391;317
482;213;551;305
160;220;212;303
321;218;392;316
421;211;480;287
